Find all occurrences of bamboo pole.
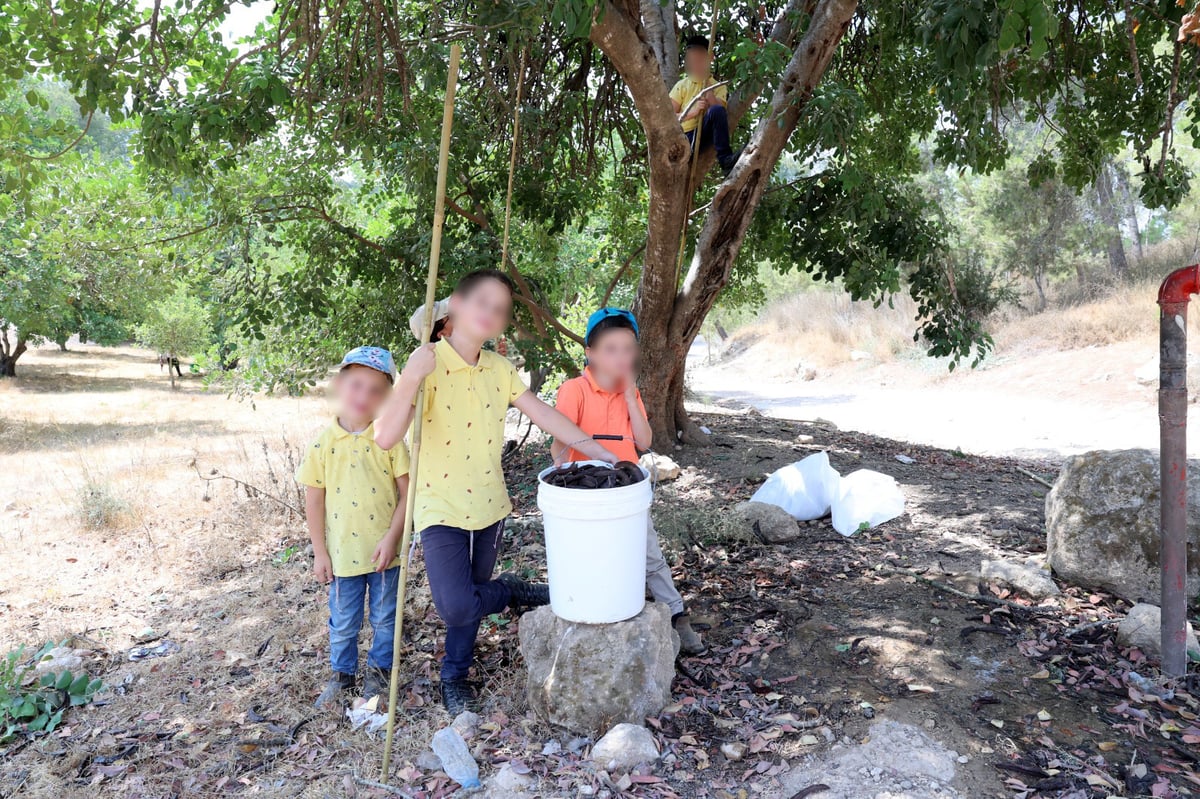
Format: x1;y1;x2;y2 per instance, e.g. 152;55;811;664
500;47;528;269
380;42;462;782
673;1;721;287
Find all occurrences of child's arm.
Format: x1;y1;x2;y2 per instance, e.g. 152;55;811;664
375;344;437;449
371;475;410;573
625;384;653;451
306;486;332;584
513;390;618;464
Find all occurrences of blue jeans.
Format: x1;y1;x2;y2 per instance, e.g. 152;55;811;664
328;566;399;675
421;520;510;682
685;104;735;166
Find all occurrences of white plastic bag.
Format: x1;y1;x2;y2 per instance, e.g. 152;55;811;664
831;469;905;536
750;452;841;520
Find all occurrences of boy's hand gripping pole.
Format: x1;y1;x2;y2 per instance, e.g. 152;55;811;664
380;43;462;782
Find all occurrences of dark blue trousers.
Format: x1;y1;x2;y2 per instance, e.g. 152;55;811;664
686;104;735;166
421;520;510;681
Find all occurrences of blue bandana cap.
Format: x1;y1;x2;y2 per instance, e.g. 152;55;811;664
339;346;397;384
585;307;640;346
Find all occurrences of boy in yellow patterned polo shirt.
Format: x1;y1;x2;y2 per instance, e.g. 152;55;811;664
375;269;618;716
670;35;740;176
297;346;411;709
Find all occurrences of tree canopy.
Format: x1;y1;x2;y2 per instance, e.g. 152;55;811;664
2;1;1199;436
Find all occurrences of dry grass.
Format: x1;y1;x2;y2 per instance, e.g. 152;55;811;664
724;291;922;372
721;276;1192;377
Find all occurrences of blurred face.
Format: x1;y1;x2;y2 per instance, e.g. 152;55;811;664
334;366;392;422
586;327;639;385
449;279;512;341
684;46;711;78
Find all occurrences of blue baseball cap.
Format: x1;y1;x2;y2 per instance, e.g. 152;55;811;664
339;346;397;384
585;307;640;346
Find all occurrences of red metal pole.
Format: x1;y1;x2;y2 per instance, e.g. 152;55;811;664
1157;264;1199;679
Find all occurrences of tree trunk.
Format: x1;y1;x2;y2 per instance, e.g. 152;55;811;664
640;0;678;88
591;0;858;445
0;339;27;377
1095;161;1130;281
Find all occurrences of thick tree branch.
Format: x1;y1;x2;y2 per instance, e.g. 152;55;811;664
675;0;858;341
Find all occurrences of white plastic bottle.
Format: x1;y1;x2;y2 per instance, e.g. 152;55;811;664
430;727;480;788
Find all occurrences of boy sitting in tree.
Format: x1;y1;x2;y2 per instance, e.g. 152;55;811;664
671;34;740;177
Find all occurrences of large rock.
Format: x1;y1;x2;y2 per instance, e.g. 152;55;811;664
1116;602;1200;658
1046;449;1200;602
589;723;660;772
519;603;679;736
733;500;801;543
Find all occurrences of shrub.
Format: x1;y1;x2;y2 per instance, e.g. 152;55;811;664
1;642;103;742
76;480;128;529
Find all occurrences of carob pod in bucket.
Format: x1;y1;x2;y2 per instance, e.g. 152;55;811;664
542;461;646;489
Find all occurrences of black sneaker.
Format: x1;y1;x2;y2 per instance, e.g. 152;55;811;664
720;148;743;177
315;671;355;708
440;678;476;716
362;666;390;701
497;572;550;610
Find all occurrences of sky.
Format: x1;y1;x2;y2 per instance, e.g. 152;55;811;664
217;1;273;48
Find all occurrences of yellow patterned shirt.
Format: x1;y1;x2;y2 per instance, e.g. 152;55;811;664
412;339;529;531
296;421;410;577
670;74;728;133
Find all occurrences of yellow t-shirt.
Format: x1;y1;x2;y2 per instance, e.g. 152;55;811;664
296;421;411;577
670;74;728;133
413;339;529;532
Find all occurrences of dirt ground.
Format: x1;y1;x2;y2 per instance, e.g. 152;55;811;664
1;344;1198;799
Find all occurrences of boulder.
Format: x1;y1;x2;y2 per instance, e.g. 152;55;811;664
980;559;1060;599
734;500;801;543
1116;602;1200;658
519;603;678;736
1046;449;1200;602
639;452;681;482
589;723;660;772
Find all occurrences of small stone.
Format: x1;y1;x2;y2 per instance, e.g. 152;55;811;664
590;723;659;772
491;762;534;791
1117;602;1200;658
980;559;1060;599
940;471;960;481
415;750;442;771
819;726;835;743
981;746;994;754
720;742;747;762
639;452;681;482
923;718;936;730
796;434;815;444
869;767;883;778
894;454;915;465
989;719;1004;729
33;646;84;674
957;755;970;764
541;740;561;756
567;737;591;755
733;501;801;544
899;780;913;790
451;710;480;739
799;734;819;746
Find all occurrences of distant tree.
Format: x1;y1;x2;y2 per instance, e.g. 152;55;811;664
135;289;212;389
0;156;169;376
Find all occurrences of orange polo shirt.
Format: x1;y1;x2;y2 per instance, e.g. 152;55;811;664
555;367;647;463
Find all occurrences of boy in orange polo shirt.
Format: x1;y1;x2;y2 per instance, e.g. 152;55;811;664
551;308;705;654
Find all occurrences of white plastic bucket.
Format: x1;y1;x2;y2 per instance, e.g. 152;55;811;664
537;461;652;623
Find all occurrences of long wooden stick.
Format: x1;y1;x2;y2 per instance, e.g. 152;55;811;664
499;47;528;269
673;2;721;288
380;42;462;783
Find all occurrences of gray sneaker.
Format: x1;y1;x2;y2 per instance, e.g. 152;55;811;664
673;614;706;655
315;671;355;708
362;666;390;702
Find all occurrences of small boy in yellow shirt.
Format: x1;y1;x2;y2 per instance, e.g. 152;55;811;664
297;347;411;708
670;35;740;176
